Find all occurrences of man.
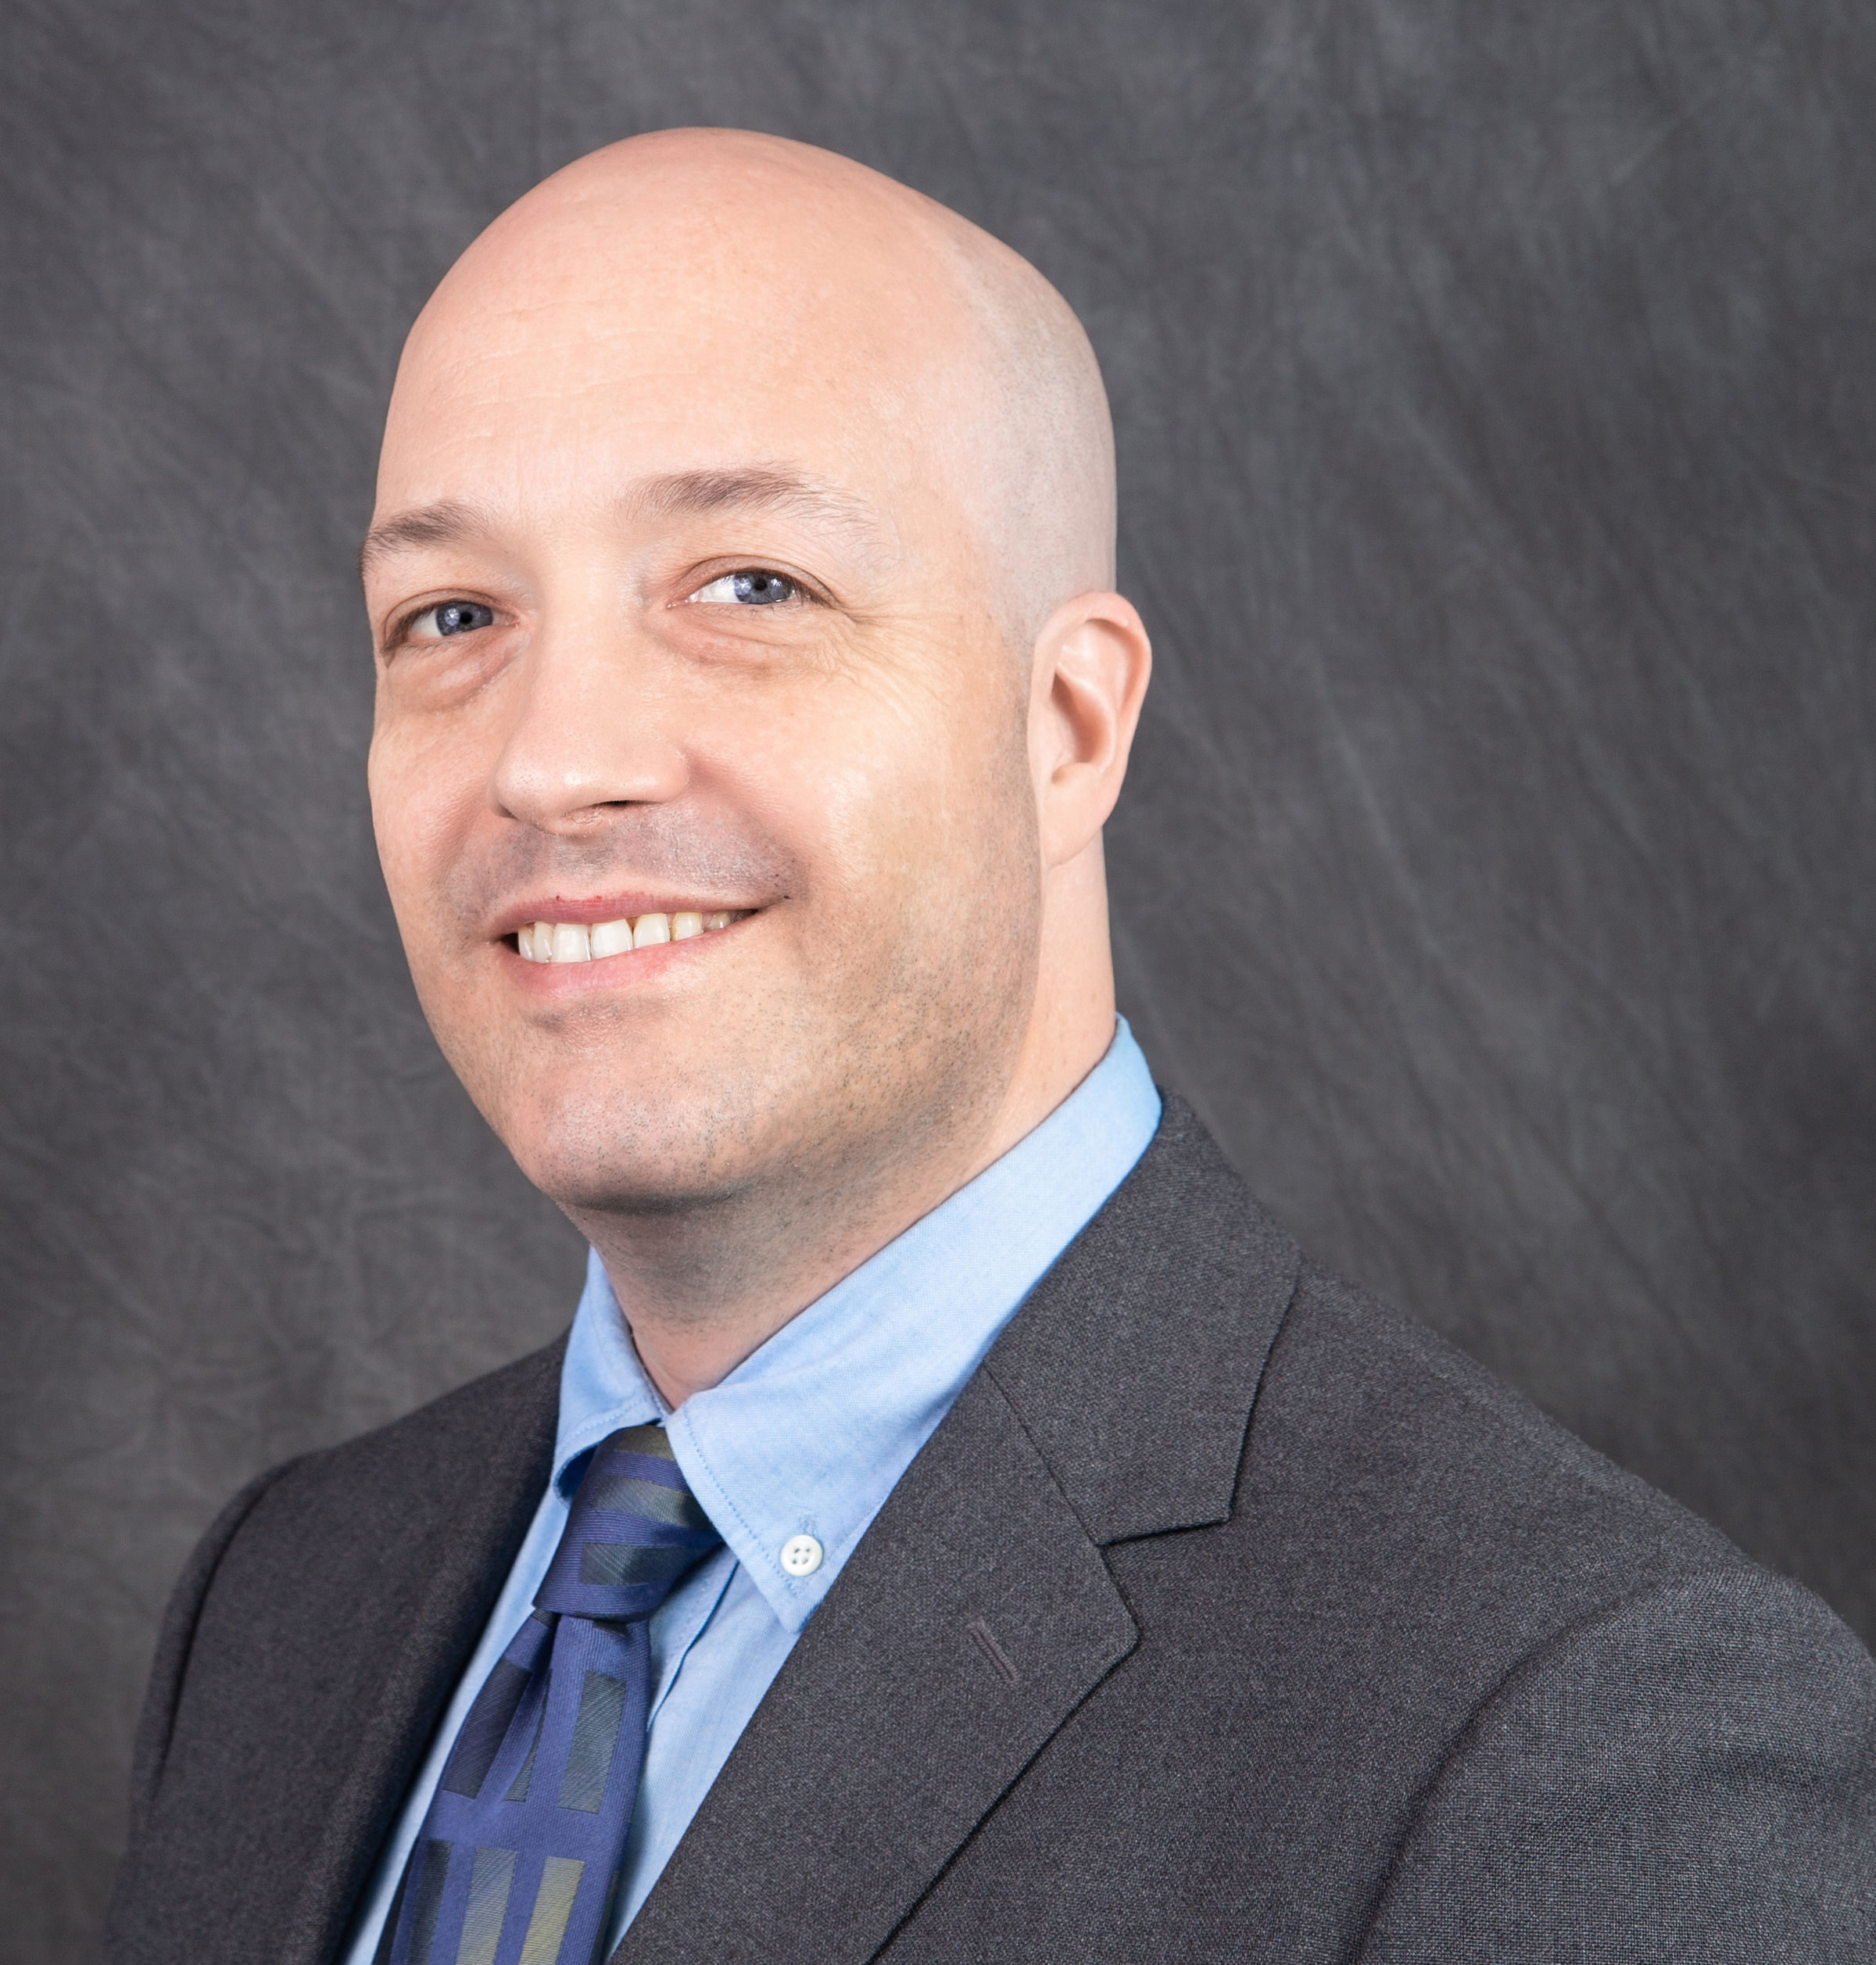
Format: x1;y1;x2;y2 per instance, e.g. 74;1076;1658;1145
106;128;1874;1965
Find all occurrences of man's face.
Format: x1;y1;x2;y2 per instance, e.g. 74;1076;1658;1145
363;190;1043;1225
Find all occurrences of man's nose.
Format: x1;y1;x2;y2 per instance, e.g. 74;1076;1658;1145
489;590;689;829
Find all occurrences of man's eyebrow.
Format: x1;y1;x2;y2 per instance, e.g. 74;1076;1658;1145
357;499;486;578
625;467;885;547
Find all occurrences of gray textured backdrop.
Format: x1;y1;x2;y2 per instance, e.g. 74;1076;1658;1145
4;2;1874;1956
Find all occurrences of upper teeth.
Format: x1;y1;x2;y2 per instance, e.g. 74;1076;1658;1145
518;912;741;963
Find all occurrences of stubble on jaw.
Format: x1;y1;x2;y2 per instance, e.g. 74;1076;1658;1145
558;743;1040;1328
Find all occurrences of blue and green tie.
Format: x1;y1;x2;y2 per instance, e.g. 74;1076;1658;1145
381;1424;721;1965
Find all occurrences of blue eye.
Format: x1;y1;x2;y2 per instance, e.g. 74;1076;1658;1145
433;600;496;635
408;600;496;640
687;570;800;606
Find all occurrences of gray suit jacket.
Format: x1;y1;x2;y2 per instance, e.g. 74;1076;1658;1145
105;1099;1876;1962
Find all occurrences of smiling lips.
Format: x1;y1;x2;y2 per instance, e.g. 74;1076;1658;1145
517;911;750;964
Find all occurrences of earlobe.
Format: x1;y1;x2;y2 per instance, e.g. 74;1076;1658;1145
1030;592;1152;868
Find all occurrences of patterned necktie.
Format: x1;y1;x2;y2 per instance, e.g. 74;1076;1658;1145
381;1424;721;1965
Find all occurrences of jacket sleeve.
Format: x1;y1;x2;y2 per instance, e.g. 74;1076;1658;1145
1355;1566;1876;1963
105;1458;304;1948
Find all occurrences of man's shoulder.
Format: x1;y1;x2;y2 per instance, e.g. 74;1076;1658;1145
1261;1259;1738;1588
107;1334;571;1965
1090;1093;1747;1588
181;1333;567;1652
1139;1174;1871;1764
1047;1091;1856;1671
854;1110;1876;1961
1250;1269;1876;1952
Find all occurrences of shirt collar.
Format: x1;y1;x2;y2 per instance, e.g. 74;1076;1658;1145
554;1016;1162;1631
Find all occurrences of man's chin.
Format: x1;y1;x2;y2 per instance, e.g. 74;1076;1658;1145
493;1079;772;1219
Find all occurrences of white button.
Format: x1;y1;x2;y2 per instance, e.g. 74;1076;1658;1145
780;1534;824;1577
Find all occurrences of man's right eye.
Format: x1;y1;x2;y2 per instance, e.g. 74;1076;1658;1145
408;600;497;639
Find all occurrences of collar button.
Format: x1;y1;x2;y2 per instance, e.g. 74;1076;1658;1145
780;1534;824;1577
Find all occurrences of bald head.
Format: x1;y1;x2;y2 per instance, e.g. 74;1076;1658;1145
383;128;1114;645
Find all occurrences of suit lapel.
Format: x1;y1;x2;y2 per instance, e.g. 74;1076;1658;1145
613;1366;1139;1965
983;1093;1301;1543
616;1096;1300;1965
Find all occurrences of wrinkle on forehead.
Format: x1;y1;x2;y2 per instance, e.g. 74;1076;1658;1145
362;467;893;582
624;466;892;557
382;128;1116;645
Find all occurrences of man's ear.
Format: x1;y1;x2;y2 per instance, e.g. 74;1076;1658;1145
1028;591;1152;868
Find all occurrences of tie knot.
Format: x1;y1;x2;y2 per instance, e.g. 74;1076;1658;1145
534;1424;721;1623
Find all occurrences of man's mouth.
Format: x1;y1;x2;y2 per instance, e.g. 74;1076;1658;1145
514;910;754;964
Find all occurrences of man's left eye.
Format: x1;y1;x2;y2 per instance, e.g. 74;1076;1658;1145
408;600;497;639
686;570;800;607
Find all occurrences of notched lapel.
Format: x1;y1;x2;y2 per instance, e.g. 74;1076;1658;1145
986;1093;1301;1544
615;1370;1138;1965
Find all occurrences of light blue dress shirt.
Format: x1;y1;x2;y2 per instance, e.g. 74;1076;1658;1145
342;1020;1160;1963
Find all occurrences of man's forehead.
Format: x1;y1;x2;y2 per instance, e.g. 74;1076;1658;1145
368;131;1115;623
360;465;893;575
389;181;969;427
375;260;952;549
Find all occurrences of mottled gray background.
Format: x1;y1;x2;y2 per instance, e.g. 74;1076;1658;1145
3;1;1873;1956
